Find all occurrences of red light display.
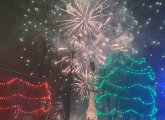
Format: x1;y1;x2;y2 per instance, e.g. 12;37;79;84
0;77;51;114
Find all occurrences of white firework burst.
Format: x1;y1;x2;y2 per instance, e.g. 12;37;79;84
56;0;135;98
56;0;111;36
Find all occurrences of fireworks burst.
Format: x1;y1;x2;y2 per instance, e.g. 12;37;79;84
56;0;111;36
56;0;135;98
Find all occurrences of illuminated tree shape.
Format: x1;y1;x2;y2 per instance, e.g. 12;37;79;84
95;50;157;120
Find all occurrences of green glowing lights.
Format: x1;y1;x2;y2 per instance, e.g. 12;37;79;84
95;51;156;120
99;50;155;80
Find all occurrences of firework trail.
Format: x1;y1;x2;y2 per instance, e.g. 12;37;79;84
57;0;136;98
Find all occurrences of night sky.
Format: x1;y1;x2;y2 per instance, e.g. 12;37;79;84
0;0;28;73
1;0;165;74
0;0;165;119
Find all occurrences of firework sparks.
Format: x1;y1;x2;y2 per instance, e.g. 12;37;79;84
58;47;68;51
56;0;135;98
56;0;110;36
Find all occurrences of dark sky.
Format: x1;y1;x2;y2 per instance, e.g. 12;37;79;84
0;1;165;81
1;0;165;70
0;0;165;85
0;0;28;75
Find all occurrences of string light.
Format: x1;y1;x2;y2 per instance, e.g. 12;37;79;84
0;78;48;88
0;94;50;100
96;92;155;105
98;52;155;80
100;51;146;70
0;78;51;114
0;106;49;114
95;79;156;96
98;56;155;79
96;51;156;120
97;107;157;119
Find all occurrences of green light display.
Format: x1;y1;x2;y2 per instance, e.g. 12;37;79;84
95;51;157;120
